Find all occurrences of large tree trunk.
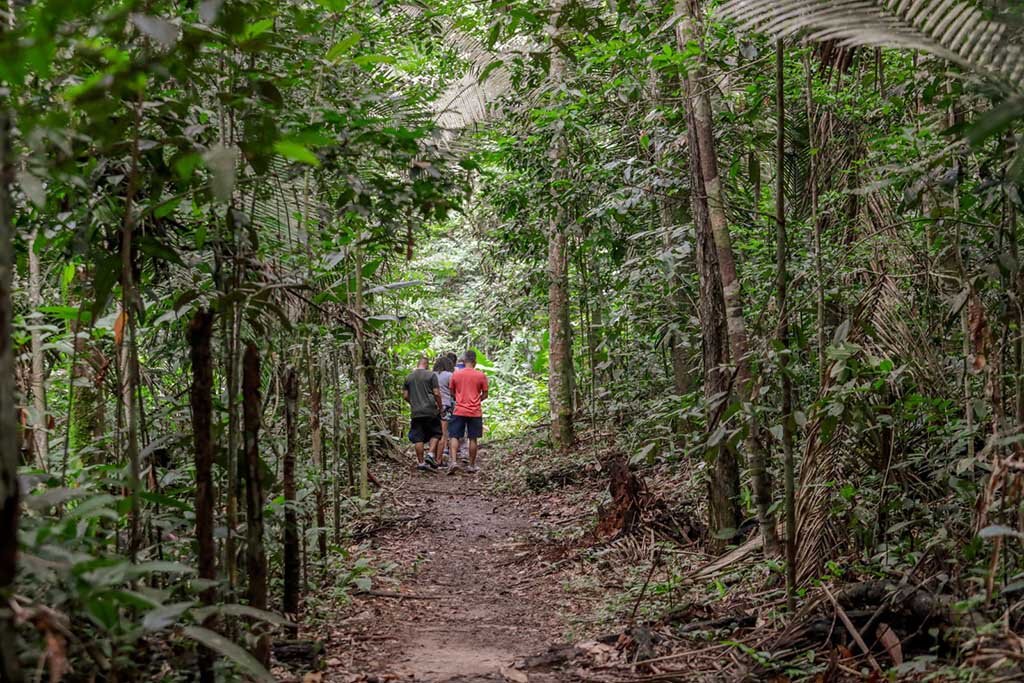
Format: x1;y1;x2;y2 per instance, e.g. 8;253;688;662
547;0;575;452
684;90;739;543
242;343;270;666
678;0;779;554
282;366;300;614
188;309;216;683
0;88;25;683
27;228;46;470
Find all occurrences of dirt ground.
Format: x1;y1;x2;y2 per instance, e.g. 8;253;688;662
317;450;595;683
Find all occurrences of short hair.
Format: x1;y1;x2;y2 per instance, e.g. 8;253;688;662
418;355;430;366
464;349;477;365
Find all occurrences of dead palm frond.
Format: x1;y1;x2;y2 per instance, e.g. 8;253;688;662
717;0;1024;93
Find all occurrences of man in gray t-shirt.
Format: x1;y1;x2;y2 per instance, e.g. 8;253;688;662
402;356;443;471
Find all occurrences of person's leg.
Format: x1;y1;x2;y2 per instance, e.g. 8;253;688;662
447;416;464;472
426;437;438;466
466;418;482;471
414;441;425;465
468;438;478;468
437;418;449;464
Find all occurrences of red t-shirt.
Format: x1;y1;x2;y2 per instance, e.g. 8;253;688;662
450;367;488;417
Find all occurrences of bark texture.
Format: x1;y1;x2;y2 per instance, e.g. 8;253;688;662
0;91;24;683
547;0;575;452
684;90;739;541
188;309;216;683
678;0;778;554
283;366;300;614
243;343;270;666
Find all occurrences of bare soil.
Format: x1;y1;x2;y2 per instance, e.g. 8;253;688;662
319;451;589;683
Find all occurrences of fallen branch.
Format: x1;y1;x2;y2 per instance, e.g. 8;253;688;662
822;584;882;673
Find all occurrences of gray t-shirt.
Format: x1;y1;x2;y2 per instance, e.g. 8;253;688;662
404;368;439;419
436;370;453;407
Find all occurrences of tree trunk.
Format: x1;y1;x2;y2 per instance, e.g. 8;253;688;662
121;98;143;560
332;350;343;545
27;229;47;470
283;366;300;614
0;89;25;683
242;343;269;666
223;288;241;591
188;309;216;683
68;277;104;464
678;0;779;554
547;0;575;452
353;247;370;498
310;351;327;568
775;40;797;612
684;87;739;542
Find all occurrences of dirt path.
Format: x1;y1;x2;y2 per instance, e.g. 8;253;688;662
321;451;585;683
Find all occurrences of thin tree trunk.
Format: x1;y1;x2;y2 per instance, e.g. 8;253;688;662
242;343;269;666
804;54;826;387
775;41;797;612
332;350;343;544
121;99;143;560
678;0;779;554
353;246;370;498
0;87;25;683
282;366;300;614
547;0;575;452
27;228;47;470
310;350;326;568
224;286;241;591
188;309;216;683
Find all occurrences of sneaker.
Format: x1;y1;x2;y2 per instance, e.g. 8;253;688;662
446;464;461;476
416;463;431;472
465;465;478;474
425;455;439;469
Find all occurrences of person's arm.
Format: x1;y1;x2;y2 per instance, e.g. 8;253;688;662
480;374;489;401
402;378;410;404
431;375;442;412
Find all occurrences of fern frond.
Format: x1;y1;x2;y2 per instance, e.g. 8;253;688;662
718;0;1024;91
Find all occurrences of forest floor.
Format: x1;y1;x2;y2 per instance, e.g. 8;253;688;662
302;441;623;683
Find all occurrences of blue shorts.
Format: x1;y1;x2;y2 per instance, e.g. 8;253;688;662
448;415;483;439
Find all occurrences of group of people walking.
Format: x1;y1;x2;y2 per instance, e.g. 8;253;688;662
402;350;489;474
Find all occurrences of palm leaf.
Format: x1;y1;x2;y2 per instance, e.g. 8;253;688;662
717;0;1024;92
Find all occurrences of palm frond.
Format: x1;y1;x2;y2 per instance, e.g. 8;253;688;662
718;0;1024;91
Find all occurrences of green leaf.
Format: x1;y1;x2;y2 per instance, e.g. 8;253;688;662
326;33;361;62
192;603;295;628
353;53;396;68
181;626;276;683
273;141;320;166
126;561;196;578
144;601;194;631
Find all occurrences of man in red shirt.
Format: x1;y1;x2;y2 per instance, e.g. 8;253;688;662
447;349;488;474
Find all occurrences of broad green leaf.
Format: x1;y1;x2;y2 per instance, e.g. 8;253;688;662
274;141;320;166
182;626;275;683
144;602;194;631
327;33;361;62
192;603;295;628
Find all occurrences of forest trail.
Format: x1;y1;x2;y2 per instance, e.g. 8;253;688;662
321;449;581;683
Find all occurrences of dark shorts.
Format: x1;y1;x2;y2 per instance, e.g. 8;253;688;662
409;416;442;443
448;415;483;440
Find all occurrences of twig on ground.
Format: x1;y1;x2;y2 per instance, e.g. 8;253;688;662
822;584;882;673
